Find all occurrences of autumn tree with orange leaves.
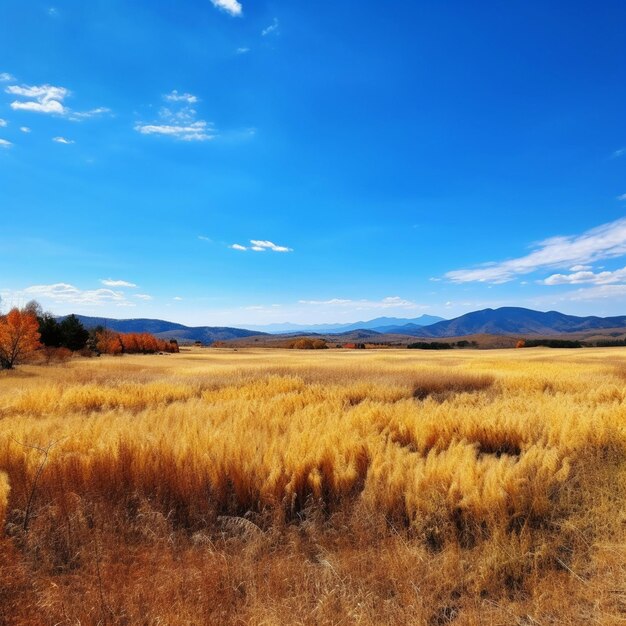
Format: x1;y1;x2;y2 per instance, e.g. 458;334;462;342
0;308;42;369
95;330;179;355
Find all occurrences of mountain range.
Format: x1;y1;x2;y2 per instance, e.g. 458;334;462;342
62;308;626;344
245;314;446;334
65;315;265;344
414;307;626;338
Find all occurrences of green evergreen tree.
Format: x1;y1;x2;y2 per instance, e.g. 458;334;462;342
38;313;63;347
59;315;89;351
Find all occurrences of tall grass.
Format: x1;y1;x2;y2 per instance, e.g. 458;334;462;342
0;348;624;624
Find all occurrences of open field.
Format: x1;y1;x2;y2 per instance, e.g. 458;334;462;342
219;327;626;349
0;348;625;625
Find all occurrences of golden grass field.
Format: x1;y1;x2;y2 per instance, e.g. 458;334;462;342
0;347;625;625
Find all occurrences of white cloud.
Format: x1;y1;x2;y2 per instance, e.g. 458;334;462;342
100;279;137;288
262;17;279;36
173;296;183;301
299;296;421;310
211;0;242;16
135;121;214;141
542;265;626;286
0;73;14;82
566;284;626;301
135;97;215;141
52;136;74;144
250;240;292;252
0;139;12;148
7;84;69;115
164;90;198;104
134;294;153;301
198;235;212;242
613;148;626;158
569;264;592;271
0;119;6;127
68;107;111;121
231;240;293;252
618;194;626;201
445;217;626;284
23;283;127;305
236;47;250;54
20;126;30;133
6;83;109;120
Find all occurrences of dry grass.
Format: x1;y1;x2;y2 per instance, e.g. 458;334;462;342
0;347;625;625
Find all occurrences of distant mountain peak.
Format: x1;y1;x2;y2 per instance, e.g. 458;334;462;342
414;307;626;338
246;314;446;334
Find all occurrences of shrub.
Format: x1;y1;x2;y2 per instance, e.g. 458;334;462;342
520;339;583;348
289;338;328;350
42;346;73;365
407;341;453;350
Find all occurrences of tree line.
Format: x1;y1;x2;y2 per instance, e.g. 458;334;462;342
0;300;178;369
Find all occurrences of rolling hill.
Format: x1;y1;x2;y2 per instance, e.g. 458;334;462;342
414;307;626;337
61;315;265;344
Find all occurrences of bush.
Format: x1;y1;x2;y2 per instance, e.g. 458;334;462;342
288;338;328;350
407;341;453;350
42;346;73;365
520;339;583;348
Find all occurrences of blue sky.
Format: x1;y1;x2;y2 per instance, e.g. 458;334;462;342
1;0;626;326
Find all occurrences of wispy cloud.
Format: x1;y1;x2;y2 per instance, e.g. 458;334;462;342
19;126;30;133
236;47;250;54
618;194;626;201
134;294;153;301
52;136;74;144
230;239;293;252
251;239;291;252
135;121;214;141
198;235;212;242
23;283;128;305
7;84;69;114
135;93;215;141
0;73;15;82
0;119;6;127
68;107;111;121
135;121;213;141
0;139;12;148
164;90;198;104
299;296;422;310
100;279;137;288
613;148;626;158
566;284;626;301
262;17;279;36
211;0;242;16
445;217;626;284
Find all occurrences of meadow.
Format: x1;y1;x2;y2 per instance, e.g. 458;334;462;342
0;348;624;625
